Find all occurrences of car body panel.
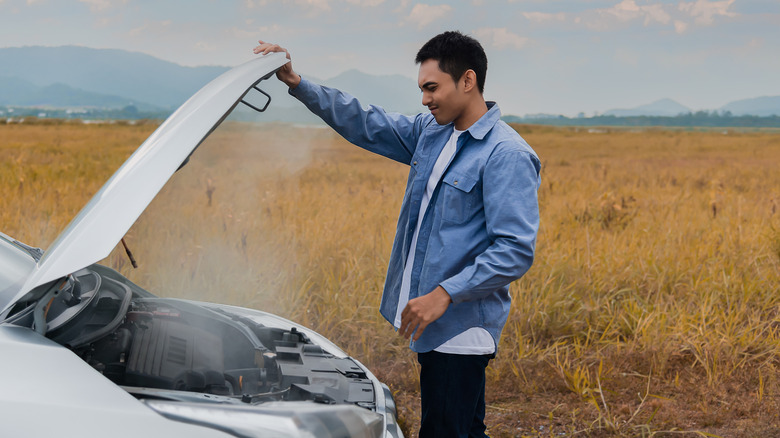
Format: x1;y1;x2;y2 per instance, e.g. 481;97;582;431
0;324;233;437
1;52;289;316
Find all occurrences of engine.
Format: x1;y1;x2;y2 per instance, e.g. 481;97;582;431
5;267;377;409
76;299;376;409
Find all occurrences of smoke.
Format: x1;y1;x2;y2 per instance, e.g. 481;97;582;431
103;121;333;314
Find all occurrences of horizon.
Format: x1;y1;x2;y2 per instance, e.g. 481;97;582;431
1;0;778;116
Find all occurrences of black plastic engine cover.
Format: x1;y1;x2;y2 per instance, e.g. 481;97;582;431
126;316;225;393
276;341;375;408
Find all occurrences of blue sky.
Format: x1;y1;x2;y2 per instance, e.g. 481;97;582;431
1;0;778;116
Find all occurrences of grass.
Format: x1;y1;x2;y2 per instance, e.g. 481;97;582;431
2;120;780;437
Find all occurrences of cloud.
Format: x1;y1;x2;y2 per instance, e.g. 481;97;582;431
473;27;529;50
297;0;330;12
230;24;284;39
576;0;675;31
394;0;412;13
522;11;566;23
637;3;671;25
344;0;385;6
405;3;452;29
603;0;641;21
194;41;217;52
128;19;173;37
574;0;736;33
602;0;670;25
244;0;269;8
78;0;126;12
678;0;737;25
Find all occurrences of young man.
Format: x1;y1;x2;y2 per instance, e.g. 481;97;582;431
255;31;540;438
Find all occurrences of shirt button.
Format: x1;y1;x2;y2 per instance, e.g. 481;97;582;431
413;161;418;165
454;180;459;185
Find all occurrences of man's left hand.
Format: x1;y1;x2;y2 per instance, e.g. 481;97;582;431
399;286;452;341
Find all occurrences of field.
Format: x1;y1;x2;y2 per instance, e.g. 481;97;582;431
2;120;780;437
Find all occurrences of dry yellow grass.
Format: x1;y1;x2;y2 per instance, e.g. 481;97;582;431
2;120;780;437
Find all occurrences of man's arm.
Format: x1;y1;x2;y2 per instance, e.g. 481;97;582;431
399;147;541;341
440;149;541;302
253;41;428;164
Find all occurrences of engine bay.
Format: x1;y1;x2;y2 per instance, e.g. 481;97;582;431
8;267;376;409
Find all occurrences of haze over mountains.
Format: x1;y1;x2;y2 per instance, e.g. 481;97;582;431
0;46;422;122
602;97;780;117
603;98;691;117
0;46;778;120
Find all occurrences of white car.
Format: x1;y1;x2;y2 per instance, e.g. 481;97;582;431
0;52;403;438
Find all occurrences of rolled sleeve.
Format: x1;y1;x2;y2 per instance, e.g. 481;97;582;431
440;149;541;303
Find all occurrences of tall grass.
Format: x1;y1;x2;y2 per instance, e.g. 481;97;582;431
2;121;780;436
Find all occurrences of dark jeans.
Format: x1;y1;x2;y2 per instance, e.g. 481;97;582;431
417;350;493;438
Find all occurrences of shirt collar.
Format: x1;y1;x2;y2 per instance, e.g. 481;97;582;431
463;101;501;141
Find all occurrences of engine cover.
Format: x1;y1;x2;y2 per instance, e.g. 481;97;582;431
126;316;227;393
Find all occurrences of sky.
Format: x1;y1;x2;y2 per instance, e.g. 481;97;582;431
0;0;778;116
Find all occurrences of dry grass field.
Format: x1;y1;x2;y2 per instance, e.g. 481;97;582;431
2;120;780;437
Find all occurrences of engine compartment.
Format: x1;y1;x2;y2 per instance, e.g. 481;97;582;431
8;267;376;409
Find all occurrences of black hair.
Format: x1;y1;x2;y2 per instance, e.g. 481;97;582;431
415;31;488;94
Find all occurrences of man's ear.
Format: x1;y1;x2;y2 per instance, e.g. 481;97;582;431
462;69;477;93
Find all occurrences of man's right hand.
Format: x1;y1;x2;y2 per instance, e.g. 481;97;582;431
253;40;301;89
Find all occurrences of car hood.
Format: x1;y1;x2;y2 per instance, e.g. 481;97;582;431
0;53;289;316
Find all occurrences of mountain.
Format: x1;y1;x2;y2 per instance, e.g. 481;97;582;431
599;96;780;118
322;69;420;115
11;45;774;122
0;75;159;109
719;96;780;116
0;46;228;109
603;98;690;117
0;46;421;123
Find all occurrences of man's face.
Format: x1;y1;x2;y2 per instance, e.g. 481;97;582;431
417;59;467;126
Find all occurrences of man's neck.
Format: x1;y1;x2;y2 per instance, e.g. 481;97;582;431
453;98;489;131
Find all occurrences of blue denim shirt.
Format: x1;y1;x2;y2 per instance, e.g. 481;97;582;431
290;78;541;353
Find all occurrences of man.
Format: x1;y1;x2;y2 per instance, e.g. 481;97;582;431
254;31;540;438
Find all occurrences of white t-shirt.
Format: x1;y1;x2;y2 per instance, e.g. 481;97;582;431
393;127;495;355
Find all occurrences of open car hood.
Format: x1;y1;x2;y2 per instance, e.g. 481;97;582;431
1;53;289;315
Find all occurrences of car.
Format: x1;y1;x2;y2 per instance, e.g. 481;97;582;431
0;52;403;438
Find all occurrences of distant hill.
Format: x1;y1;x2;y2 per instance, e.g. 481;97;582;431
322;69;420;115
604;98;690;117
0;46;228;109
0;46;421;123
599;96;780;118
4;46;776;122
0;75;159;109
719;96;780;116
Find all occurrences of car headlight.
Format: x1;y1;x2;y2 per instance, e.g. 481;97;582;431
145;400;384;438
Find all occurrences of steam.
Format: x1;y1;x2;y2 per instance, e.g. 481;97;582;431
101;121;331;315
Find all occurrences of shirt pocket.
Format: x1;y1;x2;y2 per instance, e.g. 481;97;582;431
440;171;478;223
